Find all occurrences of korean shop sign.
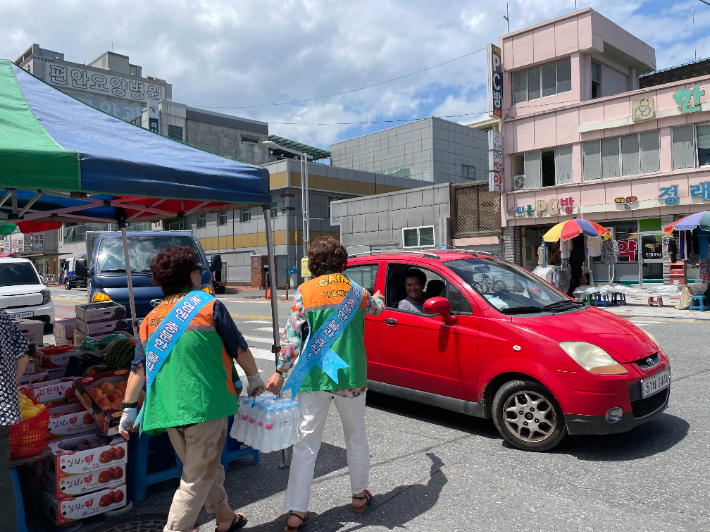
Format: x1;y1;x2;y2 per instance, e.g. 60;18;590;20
632;97;655;122
507;197;577;218
615;196;638;210
487;44;503;118
673;84;706;114
488;130;504;193
658;182;710;205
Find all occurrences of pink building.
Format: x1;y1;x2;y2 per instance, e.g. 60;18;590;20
500;8;710;286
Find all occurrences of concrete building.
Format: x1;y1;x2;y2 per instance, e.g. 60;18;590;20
500;8;710;286
330;117;488;184
134;101;269;165
15;45;172;122
182;158;422;287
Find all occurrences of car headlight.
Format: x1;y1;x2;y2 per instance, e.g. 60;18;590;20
642;330;668;358
40;289;51;305
558;342;627;375
92;290;112;302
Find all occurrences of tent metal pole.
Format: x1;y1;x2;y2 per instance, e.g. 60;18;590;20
120;225;140;338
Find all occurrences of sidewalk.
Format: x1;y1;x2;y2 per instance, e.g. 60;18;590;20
598;294;710;321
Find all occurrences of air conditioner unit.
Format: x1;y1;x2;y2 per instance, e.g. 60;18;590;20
513;175;526;190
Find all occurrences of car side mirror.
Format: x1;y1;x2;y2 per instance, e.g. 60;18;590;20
75;259;88;278
210;254;223;272
423;297;457;325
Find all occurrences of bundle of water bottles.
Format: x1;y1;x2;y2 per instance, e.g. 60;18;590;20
234;393;300;453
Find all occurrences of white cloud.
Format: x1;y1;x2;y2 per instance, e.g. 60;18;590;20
1;0;708;149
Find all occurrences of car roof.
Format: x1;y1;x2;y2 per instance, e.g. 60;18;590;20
347;250;500;263
0;257;32;264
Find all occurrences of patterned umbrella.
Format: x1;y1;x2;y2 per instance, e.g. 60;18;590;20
543;219;610;242
662;210;710;234
0;223;16;235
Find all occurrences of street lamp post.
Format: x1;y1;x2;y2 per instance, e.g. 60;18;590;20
263;140;314;258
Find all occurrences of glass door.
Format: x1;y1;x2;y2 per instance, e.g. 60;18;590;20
639;233;664;287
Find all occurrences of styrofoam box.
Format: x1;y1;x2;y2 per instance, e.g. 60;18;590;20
42;461;125;500
44;433;127;475
42;484;127;525
75;302;126;324
47;402;98;440
75;319;128;337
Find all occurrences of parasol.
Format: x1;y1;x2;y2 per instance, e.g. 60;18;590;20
662;210;710;234
543;219;610;242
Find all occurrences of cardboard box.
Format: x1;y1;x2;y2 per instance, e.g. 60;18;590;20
75;319;128;337
42;461;125;500
12;319;44;344
75;302;126;324
42;484;127;525
44;433;128;475
18;372;49;386
55;318;76;341
38;346;82;368
24;357;37;375
47;402;98;440
75;370;140;436
19;377;77;404
74;330;125;346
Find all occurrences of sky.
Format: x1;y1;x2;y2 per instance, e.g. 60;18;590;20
2;0;710;151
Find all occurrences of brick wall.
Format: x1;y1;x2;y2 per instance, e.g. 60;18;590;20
250;255;269;288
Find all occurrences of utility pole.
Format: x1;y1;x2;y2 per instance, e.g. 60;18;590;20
503;3;510;33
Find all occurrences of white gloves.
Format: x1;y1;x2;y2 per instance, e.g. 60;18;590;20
246;373;266;396
118;407;138;437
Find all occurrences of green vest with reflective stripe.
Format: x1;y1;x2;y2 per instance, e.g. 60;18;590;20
139;296;238;434
297;274;368;393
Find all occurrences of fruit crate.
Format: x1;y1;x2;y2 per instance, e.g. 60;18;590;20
42;483;127;525
47;402;98;440
44;433;127;475
75;369;143;436
42;459;126;500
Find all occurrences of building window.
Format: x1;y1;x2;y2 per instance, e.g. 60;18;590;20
241;136;259;143
168;125;183;141
584;131;661;180
512;57;572;104
591;61;602;99
541;150;555;187
462;165;475;180
673;125;696;170
697;124;710;167
514;146;574;189
327;197;342;219
197;214;207;228
217;212;228;226
402;226;435;248
270;195;278;217
240;208;252;223
383;168;411;178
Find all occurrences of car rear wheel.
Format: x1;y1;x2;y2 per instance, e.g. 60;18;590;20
492;379;566;452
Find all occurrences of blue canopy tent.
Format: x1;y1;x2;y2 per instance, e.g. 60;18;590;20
0;58;281;349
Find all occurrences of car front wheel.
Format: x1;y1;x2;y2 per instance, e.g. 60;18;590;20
492;379;566;452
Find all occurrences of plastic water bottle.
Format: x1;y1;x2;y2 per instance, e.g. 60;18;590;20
283;404;293;447
237;396;248;443
290;401;300;445
234;379;243;397
263;407;275;452
274;405;285;451
246;399;257;446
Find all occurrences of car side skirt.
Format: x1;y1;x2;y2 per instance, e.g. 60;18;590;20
367;380;488;418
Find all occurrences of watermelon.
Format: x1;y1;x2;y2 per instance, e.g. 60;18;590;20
106;338;137;370
98;332;132;350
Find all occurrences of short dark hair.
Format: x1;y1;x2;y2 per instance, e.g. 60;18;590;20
151;246;197;296
403;268;426;286
308;236;348;278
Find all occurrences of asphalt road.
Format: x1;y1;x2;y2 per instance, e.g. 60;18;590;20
39;288;710;531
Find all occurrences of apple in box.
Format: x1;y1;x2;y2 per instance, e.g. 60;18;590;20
42;462;125;500
44;433;128;475
42;484;127;525
76;370;141;436
47;402;98;440
20;377;77;404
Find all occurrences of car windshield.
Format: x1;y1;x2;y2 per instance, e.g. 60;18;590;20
0;262;41;287
97;236;204;274
445;257;576;314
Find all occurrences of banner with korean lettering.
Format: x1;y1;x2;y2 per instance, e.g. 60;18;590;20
134;290;214;428
282;280;362;397
487;44;503;118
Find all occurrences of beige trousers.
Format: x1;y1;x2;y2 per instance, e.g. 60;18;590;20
164;417;229;532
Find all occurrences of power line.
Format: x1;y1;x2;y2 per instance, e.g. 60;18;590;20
197;47;486;110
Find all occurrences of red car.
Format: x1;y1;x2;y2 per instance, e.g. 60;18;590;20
346;250;670;452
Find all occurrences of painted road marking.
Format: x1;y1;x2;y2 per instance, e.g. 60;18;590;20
242;335;275;344
229;314;272;320
254;326;273;332
52;298;86;303
249;348;277;361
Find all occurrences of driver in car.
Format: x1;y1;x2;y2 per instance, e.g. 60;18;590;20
398;268;428;313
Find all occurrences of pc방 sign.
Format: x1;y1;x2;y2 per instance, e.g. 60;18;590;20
487;44;502;118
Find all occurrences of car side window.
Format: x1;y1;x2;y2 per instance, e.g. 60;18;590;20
385;263;468;316
446;283;473;315
345;263;379;295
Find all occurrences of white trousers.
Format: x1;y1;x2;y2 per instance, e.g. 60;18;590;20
284;391;370;512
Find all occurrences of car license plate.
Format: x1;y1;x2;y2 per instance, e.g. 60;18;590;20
641;368;670;398
12;311;34;319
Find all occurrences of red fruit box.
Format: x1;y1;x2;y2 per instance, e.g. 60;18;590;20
75;369;141;436
19;377;78;404
44;433;127;475
38;345;82;368
18;372;49;386
42;483;127;525
42;461;126;500
47;402;98;440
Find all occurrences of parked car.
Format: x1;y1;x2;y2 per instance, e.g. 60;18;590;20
63;255;88;289
0;257;55;332
346;250;670;452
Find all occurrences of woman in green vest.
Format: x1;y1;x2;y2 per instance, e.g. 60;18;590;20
119;246;265;532
266;237;384;531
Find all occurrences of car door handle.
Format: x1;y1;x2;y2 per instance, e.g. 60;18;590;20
384;318;397;326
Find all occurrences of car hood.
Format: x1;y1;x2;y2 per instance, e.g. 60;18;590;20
512;307;658;363
0;284;45;296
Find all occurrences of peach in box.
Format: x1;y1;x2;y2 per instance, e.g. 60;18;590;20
75;369;143;436
42;484;127;525
41;461;126;500
47;402;98;440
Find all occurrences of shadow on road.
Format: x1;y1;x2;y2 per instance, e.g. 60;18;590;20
246;452;447;532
